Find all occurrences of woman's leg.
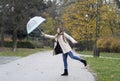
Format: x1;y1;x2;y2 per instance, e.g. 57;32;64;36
68;51;81;61
68;51;87;66
61;53;68;76
62;53;68;69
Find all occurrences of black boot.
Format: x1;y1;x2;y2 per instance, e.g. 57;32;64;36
61;69;68;76
81;59;87;66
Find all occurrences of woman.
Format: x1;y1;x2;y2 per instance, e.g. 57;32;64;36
41;27;87;76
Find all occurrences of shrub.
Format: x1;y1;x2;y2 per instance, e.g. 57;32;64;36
97;37;120;53
4;41;35;48
17;41;35;48
4;41;13;47
30;40;44;48
74;40;94;51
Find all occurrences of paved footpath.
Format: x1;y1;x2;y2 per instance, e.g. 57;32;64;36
0;51;95;81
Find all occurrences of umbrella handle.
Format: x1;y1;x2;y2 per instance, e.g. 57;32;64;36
37;28;44;35
37;28;41;32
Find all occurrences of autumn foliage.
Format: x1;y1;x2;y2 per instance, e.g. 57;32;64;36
61;0;120;52
62;0;96;41
97;37;120;52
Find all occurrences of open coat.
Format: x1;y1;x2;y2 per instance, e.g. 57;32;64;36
43;32;77;55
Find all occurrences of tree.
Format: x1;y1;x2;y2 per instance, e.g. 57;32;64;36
0;0;48;51
45;0;58;19
62;0;96;41
61;0;120;51
41;13;56;34
0;7;4;47
99;0;120;38
0;0;10;47
115;0;120;8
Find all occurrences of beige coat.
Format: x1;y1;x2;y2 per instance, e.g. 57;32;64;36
43;32;77;55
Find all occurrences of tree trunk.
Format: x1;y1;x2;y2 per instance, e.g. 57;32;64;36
115;0;120;8
0;27;4;47
12;28;17;52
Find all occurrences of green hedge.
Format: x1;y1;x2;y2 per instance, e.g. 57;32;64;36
4;41;36;48
74;40;94;51
97;37;120;53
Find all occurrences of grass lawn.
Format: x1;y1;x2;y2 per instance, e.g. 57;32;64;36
78;51;120;81
0;48;120;81
0;47;52;57
79;51;120;58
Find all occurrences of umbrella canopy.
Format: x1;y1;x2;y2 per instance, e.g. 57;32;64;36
26;16;46;34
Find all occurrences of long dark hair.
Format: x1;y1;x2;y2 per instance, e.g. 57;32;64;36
57;27;63;35
56;27;67;43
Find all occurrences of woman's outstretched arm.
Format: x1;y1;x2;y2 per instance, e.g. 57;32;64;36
64;32;77;44
41;32;56;39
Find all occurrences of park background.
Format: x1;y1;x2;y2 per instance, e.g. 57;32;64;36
0;0;120;81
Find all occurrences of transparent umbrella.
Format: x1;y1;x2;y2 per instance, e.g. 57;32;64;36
26;16;46;34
